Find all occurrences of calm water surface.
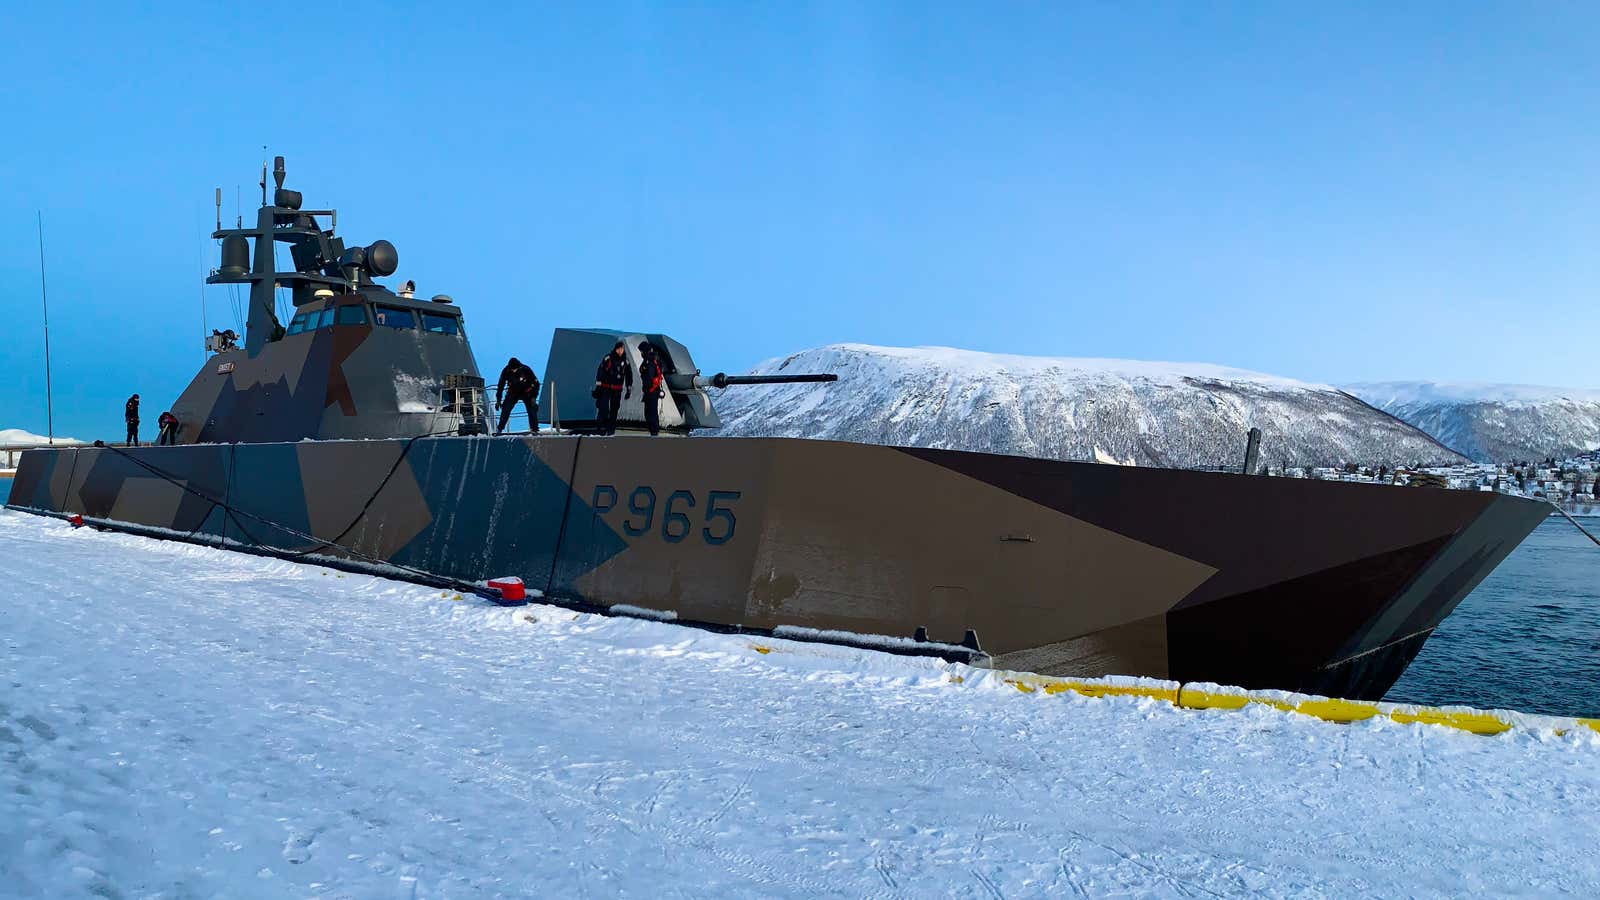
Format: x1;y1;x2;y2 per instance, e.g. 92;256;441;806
1;472;1592;715
1388;516;1600;717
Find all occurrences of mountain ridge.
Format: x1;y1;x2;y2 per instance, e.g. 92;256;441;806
709;343;1465;468
1345;381;1600;462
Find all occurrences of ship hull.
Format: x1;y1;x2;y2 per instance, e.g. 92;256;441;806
6;436;1547;699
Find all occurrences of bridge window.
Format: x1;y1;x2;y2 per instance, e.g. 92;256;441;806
315;307;336;329
373;306;416;329
421;313;460;335
285;311;312;335
336;304;369;326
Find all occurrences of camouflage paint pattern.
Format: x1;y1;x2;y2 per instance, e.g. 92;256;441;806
7;435;1548;699
172;288;483;445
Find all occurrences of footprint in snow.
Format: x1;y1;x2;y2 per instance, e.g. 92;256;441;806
282;831;316;864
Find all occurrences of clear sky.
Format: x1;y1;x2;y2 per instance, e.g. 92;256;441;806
4;2;1600;440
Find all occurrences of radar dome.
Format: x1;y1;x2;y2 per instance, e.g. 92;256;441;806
366;240;398;277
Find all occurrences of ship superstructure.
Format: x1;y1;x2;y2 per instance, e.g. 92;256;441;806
178;157;486;443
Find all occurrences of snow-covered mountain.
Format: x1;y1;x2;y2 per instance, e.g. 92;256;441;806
1345;382;1600;463
709;344;1465;468
0;428;82;446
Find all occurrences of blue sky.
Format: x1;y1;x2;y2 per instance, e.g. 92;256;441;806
4;2;1600;439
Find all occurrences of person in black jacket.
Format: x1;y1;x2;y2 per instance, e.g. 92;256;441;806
593;341;632;435
124;394;140;446
495;357;541;435
638;341;666;436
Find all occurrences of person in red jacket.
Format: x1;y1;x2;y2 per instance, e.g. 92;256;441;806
156;411;180;445
638;341;666;436
592;341;632;435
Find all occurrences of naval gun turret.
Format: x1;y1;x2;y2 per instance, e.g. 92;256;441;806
538;328;837;433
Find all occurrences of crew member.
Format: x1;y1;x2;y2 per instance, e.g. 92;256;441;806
156;411;180;446
593;341;632;436
495;356;541;435
124;394;140;446
638;341;666;436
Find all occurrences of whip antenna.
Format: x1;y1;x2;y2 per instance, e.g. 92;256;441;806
36;211;54;446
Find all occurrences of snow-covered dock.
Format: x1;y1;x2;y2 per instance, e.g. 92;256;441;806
2;510;1597;896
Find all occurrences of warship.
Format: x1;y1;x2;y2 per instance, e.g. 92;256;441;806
7;159;1550;700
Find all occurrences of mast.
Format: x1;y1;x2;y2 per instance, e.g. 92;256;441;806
36;212;54;446
206;156;349;355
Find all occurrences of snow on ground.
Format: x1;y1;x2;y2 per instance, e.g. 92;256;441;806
2;510;1598;897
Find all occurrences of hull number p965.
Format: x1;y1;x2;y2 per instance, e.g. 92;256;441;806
591;486;741;546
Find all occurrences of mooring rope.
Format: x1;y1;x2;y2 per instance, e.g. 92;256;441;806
97;435;476;590
1547;500;1600;548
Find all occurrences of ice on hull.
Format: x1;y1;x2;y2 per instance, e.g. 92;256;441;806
7;436;1547;699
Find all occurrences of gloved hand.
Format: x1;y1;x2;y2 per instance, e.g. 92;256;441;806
625;390;631;400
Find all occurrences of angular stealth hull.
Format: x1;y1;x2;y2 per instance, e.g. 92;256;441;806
7;436;1547;699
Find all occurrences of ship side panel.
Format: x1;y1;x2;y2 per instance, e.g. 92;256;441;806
116;446;232;538
751;440;1217;668
555;437;1215;673
553;436;770;614
191;335;329;444
318;324;481;440
1159;492;1548;699
893;445;1544;696
1303;494;1552;699
9;446;231;539
1165;535;1454;695
388;436;593;589
1355;493;1552;648
50;450;83;514
226;444;318;550
172;359;232;445
894;447;1498;605
76;446;232;537
8;447;69;512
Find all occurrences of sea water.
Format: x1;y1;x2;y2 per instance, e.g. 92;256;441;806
1388;515;1600;717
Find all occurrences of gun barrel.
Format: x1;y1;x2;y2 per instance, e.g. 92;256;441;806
694;373;839;389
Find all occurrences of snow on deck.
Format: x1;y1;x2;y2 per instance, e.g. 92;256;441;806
1;510;1597;897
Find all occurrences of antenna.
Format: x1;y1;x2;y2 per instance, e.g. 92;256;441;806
200;227;210;363
36;212;54;446
259;145;268;206
215;186;221;231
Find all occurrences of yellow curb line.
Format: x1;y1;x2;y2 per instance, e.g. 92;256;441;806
738;643;1600;737
994;671;1599;737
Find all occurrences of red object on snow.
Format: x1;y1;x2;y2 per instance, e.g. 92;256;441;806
67;514;85;528
487;576;525;602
